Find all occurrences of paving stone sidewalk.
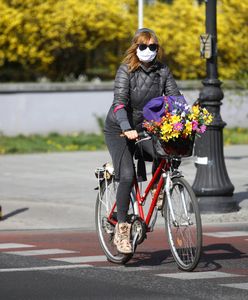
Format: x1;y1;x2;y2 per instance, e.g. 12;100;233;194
0;145;247;231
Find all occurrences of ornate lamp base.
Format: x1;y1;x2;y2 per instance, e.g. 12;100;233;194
197;196;239;213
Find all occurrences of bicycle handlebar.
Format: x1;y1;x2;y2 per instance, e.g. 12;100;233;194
135;131;151;144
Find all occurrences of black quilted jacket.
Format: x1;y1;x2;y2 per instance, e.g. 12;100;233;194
105;61;181;133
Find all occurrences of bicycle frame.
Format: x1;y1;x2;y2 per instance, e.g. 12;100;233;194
107;158;170;231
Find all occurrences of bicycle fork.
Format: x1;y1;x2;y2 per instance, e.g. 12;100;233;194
163;172;192;227
163;172;177;225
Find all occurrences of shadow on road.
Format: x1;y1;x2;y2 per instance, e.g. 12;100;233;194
124;249;174;267
0;207;29;221
197;243;248;272
121;243;247;272
234;191;248;203
225;156;248;160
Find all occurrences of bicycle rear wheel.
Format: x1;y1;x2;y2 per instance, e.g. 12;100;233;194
164;177;202;271
95;179;133;264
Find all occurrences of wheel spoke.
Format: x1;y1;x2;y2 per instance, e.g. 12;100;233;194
165;177;202;271
95;180;133;264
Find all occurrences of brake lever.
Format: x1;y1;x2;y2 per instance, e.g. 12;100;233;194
135;136;151;144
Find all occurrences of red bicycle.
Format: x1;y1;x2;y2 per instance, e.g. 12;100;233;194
95;133;202;271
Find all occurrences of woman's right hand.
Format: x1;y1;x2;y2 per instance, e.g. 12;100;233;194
123;130;139;140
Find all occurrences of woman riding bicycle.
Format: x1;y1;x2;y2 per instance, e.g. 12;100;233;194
104;28;181;254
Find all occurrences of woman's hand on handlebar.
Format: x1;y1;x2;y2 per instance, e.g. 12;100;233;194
123;130;139;140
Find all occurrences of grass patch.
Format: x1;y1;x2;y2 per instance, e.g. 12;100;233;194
0;132;106;154
0;128;247;154
224;127;248;145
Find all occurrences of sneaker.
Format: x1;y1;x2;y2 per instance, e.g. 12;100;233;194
114;222;132;254
151;187;164;210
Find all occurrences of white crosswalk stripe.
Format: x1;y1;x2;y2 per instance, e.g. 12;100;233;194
0;243;35;249
51;255;107;263
219;283;248;291
204;231;248;238
0;265;93;273
156;271;243;280
4;249;77;256
100;266;151;272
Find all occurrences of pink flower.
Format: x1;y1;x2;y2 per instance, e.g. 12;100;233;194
192;120;198;131
200;125;207;133
173;122;183;131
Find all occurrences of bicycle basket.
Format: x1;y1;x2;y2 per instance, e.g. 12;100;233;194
153;135;194;157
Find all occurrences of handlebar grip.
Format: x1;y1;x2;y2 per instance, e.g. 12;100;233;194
138;131;149;138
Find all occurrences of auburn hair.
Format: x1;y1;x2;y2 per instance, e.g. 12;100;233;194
123;31;164;72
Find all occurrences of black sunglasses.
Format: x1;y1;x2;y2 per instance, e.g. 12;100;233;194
138;43;158;52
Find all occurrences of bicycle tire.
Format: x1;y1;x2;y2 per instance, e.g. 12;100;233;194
164;177;202;271
95;179;133;264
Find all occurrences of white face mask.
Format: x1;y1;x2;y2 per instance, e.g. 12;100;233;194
136;47;157;63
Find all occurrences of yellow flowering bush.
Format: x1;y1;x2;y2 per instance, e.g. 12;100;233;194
145;0;205;79
217;0;248;79
0;0;134;80
0;0;246;81
146;0;248;80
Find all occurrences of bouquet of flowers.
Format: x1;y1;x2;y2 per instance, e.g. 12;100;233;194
142;96;213;156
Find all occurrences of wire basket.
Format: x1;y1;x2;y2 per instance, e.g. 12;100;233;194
153;135;195;157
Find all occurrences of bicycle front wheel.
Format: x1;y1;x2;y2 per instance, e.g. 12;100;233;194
164;177;202;271
95;179;133;264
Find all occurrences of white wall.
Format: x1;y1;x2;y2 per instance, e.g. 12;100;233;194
0;89;247;136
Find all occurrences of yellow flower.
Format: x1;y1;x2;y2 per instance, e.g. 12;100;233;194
204;114;213;125
188;113;195;120
161;123;173;134
183;121;192;136
160;123;173;142
202;108;209;115
171;131;180;139
170;115;181;124
192;105;200;116
160;135;170;142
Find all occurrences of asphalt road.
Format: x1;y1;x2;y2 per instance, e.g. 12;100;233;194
0;223;247;299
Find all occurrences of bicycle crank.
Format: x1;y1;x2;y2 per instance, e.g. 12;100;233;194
131;217;147;246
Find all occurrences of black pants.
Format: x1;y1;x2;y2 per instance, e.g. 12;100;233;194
116;140;159;223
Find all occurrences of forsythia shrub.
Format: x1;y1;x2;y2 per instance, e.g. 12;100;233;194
145;0;205;79
0;0;134;80
0;0;247;81
217;0;248;80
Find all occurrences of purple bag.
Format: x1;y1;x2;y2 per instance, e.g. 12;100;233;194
143;95;188;122
142;96;165;122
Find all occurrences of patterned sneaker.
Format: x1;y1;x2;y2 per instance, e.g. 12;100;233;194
114;222;132;254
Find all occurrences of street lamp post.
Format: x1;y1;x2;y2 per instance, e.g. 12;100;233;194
138;0;143;29
192;0;237;212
